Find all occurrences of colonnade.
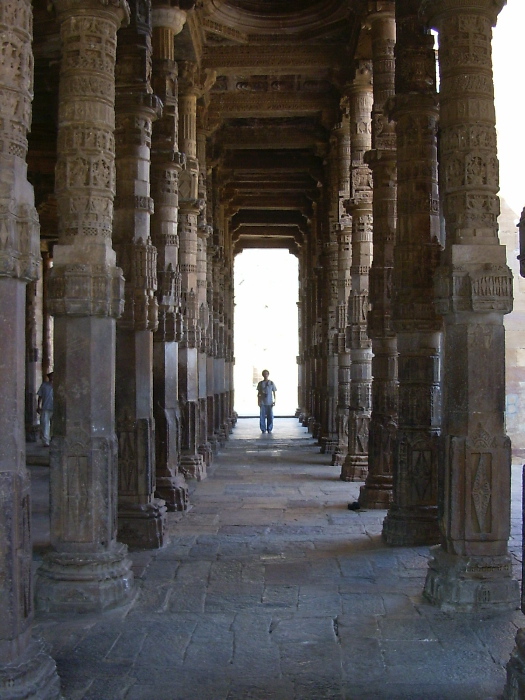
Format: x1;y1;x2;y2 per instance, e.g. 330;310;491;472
1;0;525;697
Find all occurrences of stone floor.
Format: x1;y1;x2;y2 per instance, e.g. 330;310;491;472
28;418;525;700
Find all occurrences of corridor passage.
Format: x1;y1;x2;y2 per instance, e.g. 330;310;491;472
32;419;523;700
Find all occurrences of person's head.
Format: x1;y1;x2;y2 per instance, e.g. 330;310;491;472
262;370;269;379
47;372;53;382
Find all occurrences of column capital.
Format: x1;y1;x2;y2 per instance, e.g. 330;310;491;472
54;0;130;25
368;0;395;20
421;0;506;28
151;5;187;33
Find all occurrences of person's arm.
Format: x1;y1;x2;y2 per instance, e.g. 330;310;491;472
272;383;276;405
37;390;42;414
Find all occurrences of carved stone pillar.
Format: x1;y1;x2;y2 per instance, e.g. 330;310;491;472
178;60;205;479
421;0;518;612
150;3;189;511
196;126;212;466
35;0;135;614
341;62;373;482
382;0;443;544
332;108;352;467
0;1;61;694
360;1;397;508
319;128;342;455
25;279;40;442
114;0;168;548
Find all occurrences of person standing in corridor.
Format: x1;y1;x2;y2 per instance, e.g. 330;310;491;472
257;369;277;433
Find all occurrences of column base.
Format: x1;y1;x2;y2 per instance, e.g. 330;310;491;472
340;455;368;481
180;453;206;481
505;629;525;699
118;499;168;549
331;446;347;466
424;545;520;612
35;543;134;614
155;474;189;512
358;478;393;509
198;442;213;467
208;435;220;454
0;638;62;700
320;437;338;454
382;505;440;546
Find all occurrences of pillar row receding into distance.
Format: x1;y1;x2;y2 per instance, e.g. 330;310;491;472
36;0;135;613
421;0;519;612
0;0;61;694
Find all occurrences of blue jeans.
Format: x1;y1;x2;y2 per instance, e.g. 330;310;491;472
259;404;274;432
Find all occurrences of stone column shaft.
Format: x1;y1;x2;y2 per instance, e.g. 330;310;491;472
177;61;205;478
0;4;60;690
332;107;352;466
382;0;443;545
360;1;398;508
341;62;373;482
421;0;518;613
36;0;135;614
114;0;167;548
196;126;212;464
150;4;189;511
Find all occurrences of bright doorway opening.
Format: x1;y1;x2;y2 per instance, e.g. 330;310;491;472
233;249;299;417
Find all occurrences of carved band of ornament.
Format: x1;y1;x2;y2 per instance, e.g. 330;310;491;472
60;75;115;102
60;100;115;126
0;31;33;95
47;264;125;318
421;0;505;28
434;264;513;315
440;125;497;154
132;237;157;291
0;206;40;282
119;292;158;332
441;98;496;127
54;0;130;26
61;50;117;79
114;195;154;213
0;2;32;33
0;88;32;134
55;155;115;196
58;126;114;154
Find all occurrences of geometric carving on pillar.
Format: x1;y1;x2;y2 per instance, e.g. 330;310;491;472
47;263;125;317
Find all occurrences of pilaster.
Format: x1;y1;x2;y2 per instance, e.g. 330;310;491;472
35;0;135;614
421;0;518;612
0;1;61;693
340;62;373;482
150;3;189;511
114;0;168;549
382;0;443;545
360;1;398;508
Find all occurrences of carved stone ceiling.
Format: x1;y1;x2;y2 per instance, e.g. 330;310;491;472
204;0;368;253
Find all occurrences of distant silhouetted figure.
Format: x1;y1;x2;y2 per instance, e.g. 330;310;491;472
257;369;277;433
